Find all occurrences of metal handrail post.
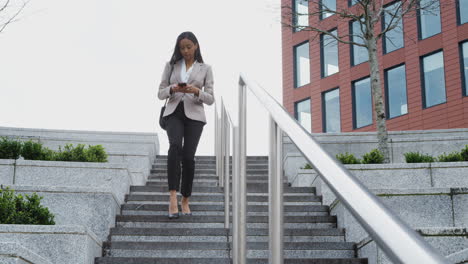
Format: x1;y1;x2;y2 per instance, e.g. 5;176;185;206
269;117;284;264
238;79;247;264
220;100;225;188
232;125;239;264
215;103;219;185
224;108;231;229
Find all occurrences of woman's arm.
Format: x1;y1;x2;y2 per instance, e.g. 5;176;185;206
158;62;176;100
194;65;214;105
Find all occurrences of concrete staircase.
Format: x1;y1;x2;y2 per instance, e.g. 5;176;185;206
95;155;368;264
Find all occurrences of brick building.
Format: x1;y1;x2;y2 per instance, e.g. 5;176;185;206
281;0;468;133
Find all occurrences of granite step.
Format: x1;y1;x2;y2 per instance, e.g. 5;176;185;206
150;169;269;175
152;164;269;169
96;257;367;264
125;194;321;203
115;215;336;224
121;204;328;213
103;241;354;258
129;185;314;194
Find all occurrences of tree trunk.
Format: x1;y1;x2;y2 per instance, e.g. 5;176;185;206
367;36;391;163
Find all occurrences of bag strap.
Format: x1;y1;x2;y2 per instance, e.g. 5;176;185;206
164;64;175;107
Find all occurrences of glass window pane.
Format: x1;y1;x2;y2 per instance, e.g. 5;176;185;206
349;0;358;6
383;1;404;53
351;20;368;65
386;65;408;118
462;42;468;96
460;0;468;24
422;51;446;107
294;42;310;87
294;0;309;32
322;30;339;77
295;99;311;132
321;0;336;19
323;89;341;132
419;0;441;39
353;78;372;128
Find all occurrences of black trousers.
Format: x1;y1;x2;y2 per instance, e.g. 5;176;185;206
165;101;205;197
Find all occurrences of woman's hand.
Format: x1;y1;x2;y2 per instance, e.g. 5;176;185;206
171;84;187;94
184;84;201;96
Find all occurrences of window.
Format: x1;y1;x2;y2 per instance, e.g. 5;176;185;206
349;0;358;6
294;42;310;88
320;0;336;20
383;1;404;54
418;0;441;39
322;88;341;132
461;41;468;96
352;77;372;128
350;20;368;66
293;0;309;32
421;51;446;108
385;64;408;118
321;30;339;77
295;98;311;132
458;0;468;25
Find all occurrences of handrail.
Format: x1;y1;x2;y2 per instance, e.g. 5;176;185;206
234;72;448;264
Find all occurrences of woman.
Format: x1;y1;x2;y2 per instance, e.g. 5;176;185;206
158;31;214;219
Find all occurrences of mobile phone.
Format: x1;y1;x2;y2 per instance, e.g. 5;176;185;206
178;82;187;87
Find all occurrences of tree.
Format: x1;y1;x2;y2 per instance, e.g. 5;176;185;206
282;0;443;163
1;0;30;34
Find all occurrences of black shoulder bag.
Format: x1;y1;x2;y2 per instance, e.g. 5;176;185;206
159;64;174;130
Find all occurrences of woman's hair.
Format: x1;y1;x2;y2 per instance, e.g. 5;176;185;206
169;31;204;65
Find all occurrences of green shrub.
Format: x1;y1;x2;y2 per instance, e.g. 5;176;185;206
437;151;463;162
301;163;313;169
362;149;384;164
55;143;107;162
461;145;468;161
404;152;435;163
0;186;55;225
40;147;57;161
336;152;361;164
85;144;108;162
0;137;22;159
21;140;44;160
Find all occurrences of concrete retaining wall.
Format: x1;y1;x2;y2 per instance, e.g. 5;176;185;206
1;185;120;242
282;128;468;167
0;225;101;264
330;188;468;243
357;227;467;264
0;126;160;185
0;242;52;264
290;162;468;206
0;159;132;204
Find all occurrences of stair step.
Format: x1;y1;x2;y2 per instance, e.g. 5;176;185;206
116;222;336;229
125;201;322;206
121;204;328;213
95;257;230;264
96;257;367;264
144;181;293;188
130;185;315;193
116;215;336;224
104;243;354;258
151;169;269;174
152;164;269;169
125;194;321;203
147;175;271;180
111;234;343;243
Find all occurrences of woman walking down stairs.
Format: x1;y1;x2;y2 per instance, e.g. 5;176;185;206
95;155;368;264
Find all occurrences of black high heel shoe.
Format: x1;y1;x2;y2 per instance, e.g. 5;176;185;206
181;199;192;216
168;198;179;219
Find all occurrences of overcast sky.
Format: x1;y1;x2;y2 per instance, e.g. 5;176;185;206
0;0;283;156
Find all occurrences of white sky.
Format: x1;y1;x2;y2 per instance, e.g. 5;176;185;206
0;0;284;156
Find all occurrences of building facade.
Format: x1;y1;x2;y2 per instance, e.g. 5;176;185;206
281;0;468;133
